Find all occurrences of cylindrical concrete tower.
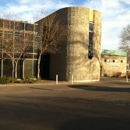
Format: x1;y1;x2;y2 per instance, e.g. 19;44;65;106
49;7;102;81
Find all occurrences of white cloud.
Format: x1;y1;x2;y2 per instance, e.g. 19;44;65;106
83;0;130;50
19;0;32;4
0;0;130;50
121;0;130;4
0;0;73;22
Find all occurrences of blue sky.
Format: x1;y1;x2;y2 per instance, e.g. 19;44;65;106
0;0;130;50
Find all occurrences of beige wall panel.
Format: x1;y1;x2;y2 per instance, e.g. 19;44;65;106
101;56;127;76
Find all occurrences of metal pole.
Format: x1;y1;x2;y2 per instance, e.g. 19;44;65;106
56;74;58;84
126;64;129;82
126;71;128;82
71;75;73;84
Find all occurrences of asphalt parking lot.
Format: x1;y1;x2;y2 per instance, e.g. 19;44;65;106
0;77;130;130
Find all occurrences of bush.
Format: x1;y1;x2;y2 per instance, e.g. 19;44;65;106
0;75;38;84
0;76;16;84
14;79;23;83
23;76;37;83
8;76;17;83
127;71;130;78
116;72;122;78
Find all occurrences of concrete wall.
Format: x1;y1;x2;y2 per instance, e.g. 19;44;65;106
88;10;102;81
49;9;68;80
101;55;127;77
66;7;89;81
42;7;102;81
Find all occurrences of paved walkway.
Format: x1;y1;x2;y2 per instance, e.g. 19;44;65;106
0;77;129;86
29;77;130;85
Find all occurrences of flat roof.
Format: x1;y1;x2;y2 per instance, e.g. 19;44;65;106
101;50;127;56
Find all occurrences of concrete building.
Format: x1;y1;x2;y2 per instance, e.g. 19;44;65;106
101;50;127;77
37;7;102;81
0;7;128;81
0;7;102;81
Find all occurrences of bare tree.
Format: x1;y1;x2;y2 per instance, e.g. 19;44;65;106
0;18;37;78
33;9;49;23
119;24;130;63
36;12;67;79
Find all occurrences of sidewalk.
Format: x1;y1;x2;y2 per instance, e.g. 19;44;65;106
0;79;72;86
0;77;129;86
34;79;71;85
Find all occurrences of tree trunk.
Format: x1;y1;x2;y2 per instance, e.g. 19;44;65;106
37;53;42;79
14;61;18;78
12;60;14;78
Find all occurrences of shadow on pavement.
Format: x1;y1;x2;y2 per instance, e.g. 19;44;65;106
0;95;130;130
100;77;130;84
68;84;130;92
59;117;130;130
29;87;54;91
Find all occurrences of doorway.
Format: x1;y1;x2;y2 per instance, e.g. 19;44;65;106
40;54;50;79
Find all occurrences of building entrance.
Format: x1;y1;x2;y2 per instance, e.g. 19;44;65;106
40;54;50;79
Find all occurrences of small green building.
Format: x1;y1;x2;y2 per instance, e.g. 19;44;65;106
101;50;127;77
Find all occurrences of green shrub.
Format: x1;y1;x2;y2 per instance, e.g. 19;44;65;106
23;75;37;83
0;76;16;84
0;75;38;84
8;76;17;83
14;79;23;83
127;71;130;78
0;76;8;84
116;72;122;78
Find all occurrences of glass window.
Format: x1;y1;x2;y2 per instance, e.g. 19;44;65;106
24;59;37;77
89;22;94;32
3;59;12;77
24;54;33;58
15;22;22;30
24;60;33;77
17;60;22;79
88;22;94;59
25;23;33;31
0;19;3;28
34;60;38;77
89;32;93;45
34;54;38;59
